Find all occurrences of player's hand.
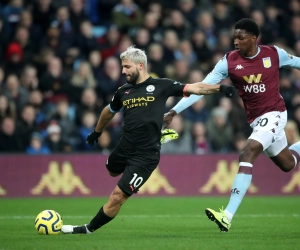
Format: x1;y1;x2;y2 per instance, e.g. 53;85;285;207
86;130;102;146
220;85;235;98
163;109;177;129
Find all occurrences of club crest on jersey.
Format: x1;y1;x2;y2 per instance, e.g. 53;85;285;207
146;85;155;92
262;57;271;68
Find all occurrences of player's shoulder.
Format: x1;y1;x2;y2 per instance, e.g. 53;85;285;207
259;45;277;52
149;77;178;85
226;50;239;61
116;83;131;92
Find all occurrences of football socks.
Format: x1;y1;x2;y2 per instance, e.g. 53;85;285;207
86;206;114;232
225;162;253;222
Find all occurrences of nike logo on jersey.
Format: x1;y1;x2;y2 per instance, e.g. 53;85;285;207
235;64;244;70
125;90;131;95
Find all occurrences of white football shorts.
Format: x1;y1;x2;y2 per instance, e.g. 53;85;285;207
249;110;287;157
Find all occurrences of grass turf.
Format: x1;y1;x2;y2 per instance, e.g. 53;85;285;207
0;197;300;250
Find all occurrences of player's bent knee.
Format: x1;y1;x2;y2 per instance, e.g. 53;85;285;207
108;171;121;177
280;164;294;173
108;188;129;206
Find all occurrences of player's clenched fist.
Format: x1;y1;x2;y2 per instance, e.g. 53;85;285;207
86;130;102;146
220;85;235;98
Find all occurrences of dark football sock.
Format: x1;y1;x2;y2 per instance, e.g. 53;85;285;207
86;206;114;232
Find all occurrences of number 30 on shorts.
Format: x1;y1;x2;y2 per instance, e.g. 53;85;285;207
129;173;144;188
257;118;268;127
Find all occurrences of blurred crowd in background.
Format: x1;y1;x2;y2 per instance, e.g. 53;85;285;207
0;0;300;155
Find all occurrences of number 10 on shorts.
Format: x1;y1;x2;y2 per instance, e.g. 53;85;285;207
129;173;144;189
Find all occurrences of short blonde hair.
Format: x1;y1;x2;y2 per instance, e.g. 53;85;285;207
120;45;147;68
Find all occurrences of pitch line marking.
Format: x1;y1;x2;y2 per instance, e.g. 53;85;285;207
0;214;299;219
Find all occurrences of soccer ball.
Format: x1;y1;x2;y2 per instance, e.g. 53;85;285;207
35;210;63;235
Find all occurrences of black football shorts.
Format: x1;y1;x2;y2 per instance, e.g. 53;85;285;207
106;143;160;196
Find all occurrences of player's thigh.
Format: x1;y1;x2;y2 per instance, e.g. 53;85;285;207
106;145;129;175
117;164;157;196
269;145;295;171
249;111;287;152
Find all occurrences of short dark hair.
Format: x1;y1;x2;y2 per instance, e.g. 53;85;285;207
234;18;260;37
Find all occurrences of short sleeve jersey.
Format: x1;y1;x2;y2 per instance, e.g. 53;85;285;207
109;77;186;150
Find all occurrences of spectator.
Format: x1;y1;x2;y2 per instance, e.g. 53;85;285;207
47;99;79;149
178;0;199;28
0;95;16;123
71;61;96;101
31;0;56;32
18;10;42;42
75;88;103;126
206;107;233;153
96;56;125;104
0;17;9;60
51;6;73;40
192;121;209;154
89;50;102;80
26;131;50;154
69;0;88;32
1;0;24;37
39;24;70;59
147;43;166;78
98;25;121;61
27;90;46;129
0;116;23;152
112;0;143;33
285;120;300;146
14;26;36;64
161;114;193;154
143;12;162;42
3;74;28;113
191;28;212;65
79;111;97;151
39;57;73;104
20;64;39;91
45;121;72;152
196;11;217;50
16;104;40;149
165;9;191;40
4;42;25;77
75;20;98;58
183;98;209;124
213;0;233;34
174;40;197;66
134;27;151;51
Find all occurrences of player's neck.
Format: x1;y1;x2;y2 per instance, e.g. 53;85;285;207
136;72;150;84
244;45;259;58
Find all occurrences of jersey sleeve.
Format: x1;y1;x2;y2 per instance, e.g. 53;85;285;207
274;45;300;70
109;89;123;113
163;79;186;97
202;56;228;84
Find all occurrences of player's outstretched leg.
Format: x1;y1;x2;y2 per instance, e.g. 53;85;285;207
205;207;231;232
62;186;129;234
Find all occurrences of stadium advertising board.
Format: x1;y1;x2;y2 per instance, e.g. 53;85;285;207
0;154;299;197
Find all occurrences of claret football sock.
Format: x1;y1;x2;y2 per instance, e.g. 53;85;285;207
290;141;300;168
86;206;114;232
225;162;253;222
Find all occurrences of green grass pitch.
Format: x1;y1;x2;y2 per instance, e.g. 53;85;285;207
1;197;300;250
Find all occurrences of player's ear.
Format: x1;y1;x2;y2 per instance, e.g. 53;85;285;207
139;62;144;70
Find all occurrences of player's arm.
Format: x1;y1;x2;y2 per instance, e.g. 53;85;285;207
86;90;122;146
163;57;229;127
183;82;234;96
275;45;300;69
94;105;116;132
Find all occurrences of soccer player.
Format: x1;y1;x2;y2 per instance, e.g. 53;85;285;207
61;46;234;234
163;18;300;232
